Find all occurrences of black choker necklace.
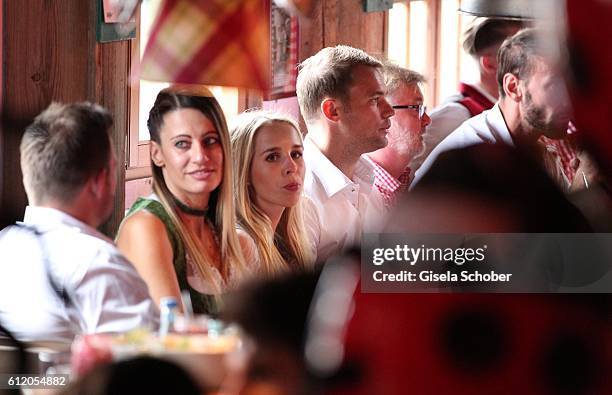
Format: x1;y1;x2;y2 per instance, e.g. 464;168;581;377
172;195;208;216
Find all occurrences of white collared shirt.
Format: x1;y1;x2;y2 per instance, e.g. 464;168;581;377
411;103;514;188
0;206;159;341
303;137;387;262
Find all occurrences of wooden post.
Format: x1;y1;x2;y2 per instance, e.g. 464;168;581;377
1;0;130;236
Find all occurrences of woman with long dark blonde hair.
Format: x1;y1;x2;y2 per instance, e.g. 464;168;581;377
230;110;316;275
117;86;256;314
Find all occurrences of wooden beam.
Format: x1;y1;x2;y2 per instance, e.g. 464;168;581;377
1;0;132;237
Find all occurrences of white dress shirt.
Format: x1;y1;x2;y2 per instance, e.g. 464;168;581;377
412;83;497;171
0;206;159;342
411;103;514;188
303;137;387;262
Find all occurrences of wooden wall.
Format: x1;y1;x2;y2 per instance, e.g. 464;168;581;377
0;0;130;236
300;0;386;61
264;0;387;130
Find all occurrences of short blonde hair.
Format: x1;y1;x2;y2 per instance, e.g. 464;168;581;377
382;62;426;93
296;45;382;122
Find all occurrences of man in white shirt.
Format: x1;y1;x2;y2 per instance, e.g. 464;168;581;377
412;28;573;188
0;102;158;341
296;45;395;262
412;17;523;172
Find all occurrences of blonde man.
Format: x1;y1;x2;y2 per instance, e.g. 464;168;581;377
296;45;395;262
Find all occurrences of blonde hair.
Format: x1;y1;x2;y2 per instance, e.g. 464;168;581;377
296;45;382;122
381;62;426;93
148;86;248;294
230;110;314;275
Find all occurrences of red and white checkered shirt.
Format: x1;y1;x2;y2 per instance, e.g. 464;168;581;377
539;135;579;187
364;156;411;208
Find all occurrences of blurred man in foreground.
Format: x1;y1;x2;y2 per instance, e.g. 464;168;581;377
0;102;158;341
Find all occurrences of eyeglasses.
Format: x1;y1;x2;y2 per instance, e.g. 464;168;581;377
392;104;427;119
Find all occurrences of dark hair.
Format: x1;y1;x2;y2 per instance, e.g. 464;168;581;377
496;28;551;97
59;356;200;395
147;88;228;222
20;102;113;204
145;86;248;288
463;17;523;57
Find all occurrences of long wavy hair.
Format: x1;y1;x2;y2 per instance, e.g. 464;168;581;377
147;85;248;293
230;110;314;275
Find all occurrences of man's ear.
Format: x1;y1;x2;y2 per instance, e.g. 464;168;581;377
150;141;165;167
503;73;522;102
321;98;341;122
89;167;108;199
480;54;498;75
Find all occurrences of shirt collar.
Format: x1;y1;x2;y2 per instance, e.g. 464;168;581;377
304;136;358;197
22;206;110;243
471;82;497;104
363;155;401;192
487;103;516;148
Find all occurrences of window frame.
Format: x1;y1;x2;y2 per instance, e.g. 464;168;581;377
386;0;471;109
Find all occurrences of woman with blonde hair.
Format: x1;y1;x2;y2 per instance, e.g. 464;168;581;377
230;110;316;275
117;85;255;314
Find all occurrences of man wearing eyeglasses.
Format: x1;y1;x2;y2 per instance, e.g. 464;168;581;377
365;63;431;207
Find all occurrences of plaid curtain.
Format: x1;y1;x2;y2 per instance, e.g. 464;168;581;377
139;0;269;90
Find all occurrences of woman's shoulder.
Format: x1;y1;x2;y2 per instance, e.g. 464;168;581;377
126;195;166;218
301;194;320;216
118;195;181;253
125;196;178;233
117;210;170;251
299;195;320;265
117;199;185;278
235;227;261;270
121;209;166;232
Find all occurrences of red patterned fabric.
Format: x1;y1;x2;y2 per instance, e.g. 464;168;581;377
565;0;612;184
457;82;495;117
275;0;316;15
138;0;269;90
540;135;579;186
365;156;410;208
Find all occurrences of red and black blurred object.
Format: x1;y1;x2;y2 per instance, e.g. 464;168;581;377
564;0;612;187
335;293;609;395
309;257;610;395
